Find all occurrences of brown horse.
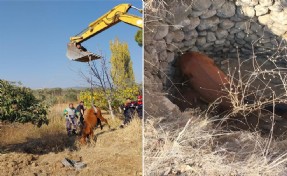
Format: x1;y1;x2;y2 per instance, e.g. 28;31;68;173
179;52;287;135
179;51;233;110
80;107;110;145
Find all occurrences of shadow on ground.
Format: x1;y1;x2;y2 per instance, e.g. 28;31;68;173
0;132;78;155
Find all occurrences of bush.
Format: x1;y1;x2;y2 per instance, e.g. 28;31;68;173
135;29;142;47
0;79;49;127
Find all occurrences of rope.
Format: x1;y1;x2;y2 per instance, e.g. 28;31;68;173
88;55;97;114
75;27;89;38
131;6;142;13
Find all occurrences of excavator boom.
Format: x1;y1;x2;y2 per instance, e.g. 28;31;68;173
66;3;142;62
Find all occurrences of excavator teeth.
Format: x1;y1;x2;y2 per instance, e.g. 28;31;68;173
66;43;102;62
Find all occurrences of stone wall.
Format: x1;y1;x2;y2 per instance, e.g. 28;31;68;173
144;0;287;94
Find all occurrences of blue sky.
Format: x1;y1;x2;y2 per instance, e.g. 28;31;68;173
0;0;142;89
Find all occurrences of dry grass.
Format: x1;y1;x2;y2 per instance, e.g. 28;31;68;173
144;110;287;175
144;54;287;175
0;103;142;176
0;104;67;150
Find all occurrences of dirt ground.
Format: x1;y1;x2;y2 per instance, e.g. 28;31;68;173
0;106;142;176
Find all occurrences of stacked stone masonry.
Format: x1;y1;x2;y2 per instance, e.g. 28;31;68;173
144;0;287;92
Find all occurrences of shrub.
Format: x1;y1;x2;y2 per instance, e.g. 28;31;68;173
0;79;49;127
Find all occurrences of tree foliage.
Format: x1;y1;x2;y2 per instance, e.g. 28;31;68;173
33;88;80;105
110;38;136;89
135;29;142;47
79;89;107;109
79;84;141;111
0;79;49;127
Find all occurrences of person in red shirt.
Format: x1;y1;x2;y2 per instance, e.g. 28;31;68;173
135;95;143;119
120;98;136;128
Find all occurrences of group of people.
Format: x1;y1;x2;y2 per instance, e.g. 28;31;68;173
120;95;143;128
63;101;85;136
63;95;143;136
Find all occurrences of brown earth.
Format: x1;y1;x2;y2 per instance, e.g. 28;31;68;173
0;104;142;176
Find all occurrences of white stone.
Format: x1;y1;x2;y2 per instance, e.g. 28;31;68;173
255;5;269;16
258;14;273;25
239;0;259;6
259;0;273;7
270;11;287;25
242;6;255;17
270;23;287;36
269;1;283;12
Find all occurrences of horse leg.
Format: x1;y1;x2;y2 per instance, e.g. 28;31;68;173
80;123;90;145
89;127;97;146
99;116;110;129
80;133;87;145
96;118;103;130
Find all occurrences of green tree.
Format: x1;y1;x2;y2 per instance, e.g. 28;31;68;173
79;84;141;112
135;29;142;47
0;80;49;127
110;38;136;90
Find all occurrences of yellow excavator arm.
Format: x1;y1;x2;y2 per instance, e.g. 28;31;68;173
66;3;143;62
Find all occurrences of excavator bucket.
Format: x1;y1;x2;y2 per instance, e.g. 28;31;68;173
66;43;102;62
